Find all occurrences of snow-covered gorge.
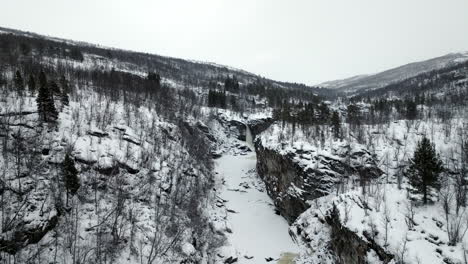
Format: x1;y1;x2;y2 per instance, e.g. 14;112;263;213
213;152;299;263
205;112;303;263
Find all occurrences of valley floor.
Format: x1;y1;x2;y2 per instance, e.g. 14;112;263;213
215;149;299;263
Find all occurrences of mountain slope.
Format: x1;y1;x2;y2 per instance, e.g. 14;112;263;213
0;26;333;97
321;52;468;94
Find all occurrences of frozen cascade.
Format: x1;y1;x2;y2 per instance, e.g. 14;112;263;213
245;124;254;149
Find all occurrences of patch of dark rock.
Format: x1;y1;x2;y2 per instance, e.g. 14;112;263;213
0;111;36;117
212;152;222;159
41;148;50;155
444;257;457;264
74;156;97;165
118;162;139;174
226;209;238;214
432;217;444;228
113;126;126;132
227;188;247;193
224;256;238;264
228;120;247;141
87;130;109;138
326;205;393;263
244;255;253;259
248;117;274;136
239;182;250;189
123;136;141;146
255;137;383;224
265;257;274;262
426;234;444;246
237;145;250;151
95;166;120;176
0;214;59;254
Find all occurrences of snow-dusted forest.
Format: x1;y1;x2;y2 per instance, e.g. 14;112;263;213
0;26;467;264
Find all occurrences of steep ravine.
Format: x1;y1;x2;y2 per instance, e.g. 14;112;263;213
209;115;299;263
211;116;389;263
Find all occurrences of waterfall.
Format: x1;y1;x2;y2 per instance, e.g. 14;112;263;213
245;124;254;148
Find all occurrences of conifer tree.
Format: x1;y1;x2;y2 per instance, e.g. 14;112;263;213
61;90;69;108
28;75;36;94
405;99;418;120
36;71;58;123
63;153;80;207
49;80;61;96
407;136;444;204
14;70;24;94
59;75;70;94
331;111;341;139
38;70;47;89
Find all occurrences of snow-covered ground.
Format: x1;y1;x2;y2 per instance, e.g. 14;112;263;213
215;150;300;263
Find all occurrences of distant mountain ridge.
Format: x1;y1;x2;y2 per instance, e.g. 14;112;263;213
320;52;468;94
0;26;334;97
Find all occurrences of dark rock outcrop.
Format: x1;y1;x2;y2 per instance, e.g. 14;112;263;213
215;113;274;143
291;203;393;264
326;205;394;264
0;212;59;254
255;139;383;224
87;129;109;138
229;120;246;141
247;117;274;137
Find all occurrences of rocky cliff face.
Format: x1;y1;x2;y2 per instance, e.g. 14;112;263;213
290;200;393;264
255;127;383;224
214;112;273;142
248;117;274;137
325;205;394;264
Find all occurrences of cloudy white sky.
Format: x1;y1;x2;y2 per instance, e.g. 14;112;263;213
1;0;468;85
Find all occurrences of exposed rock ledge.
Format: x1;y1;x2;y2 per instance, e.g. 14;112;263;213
255;126;383;224
215;112;273;141
290;200;394;264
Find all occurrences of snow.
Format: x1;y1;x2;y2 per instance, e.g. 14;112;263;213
214;150;300;263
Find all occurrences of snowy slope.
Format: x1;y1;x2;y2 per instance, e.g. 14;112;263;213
320;52;468;93
0;26;328;97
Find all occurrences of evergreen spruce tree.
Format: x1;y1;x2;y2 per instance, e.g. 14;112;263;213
331;111;341;139
28;75;36;94
347;104;361;126
59;75;70;94
63;153;80;207
407;136;444;204
405;98;418;120
38;70;47;89
61;90;69;108
49;80;61;96
36;71;58;123
14;70;24;94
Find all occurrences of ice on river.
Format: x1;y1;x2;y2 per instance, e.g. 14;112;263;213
216;151;299;263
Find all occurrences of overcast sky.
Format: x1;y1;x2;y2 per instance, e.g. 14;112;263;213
1;0;468;85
